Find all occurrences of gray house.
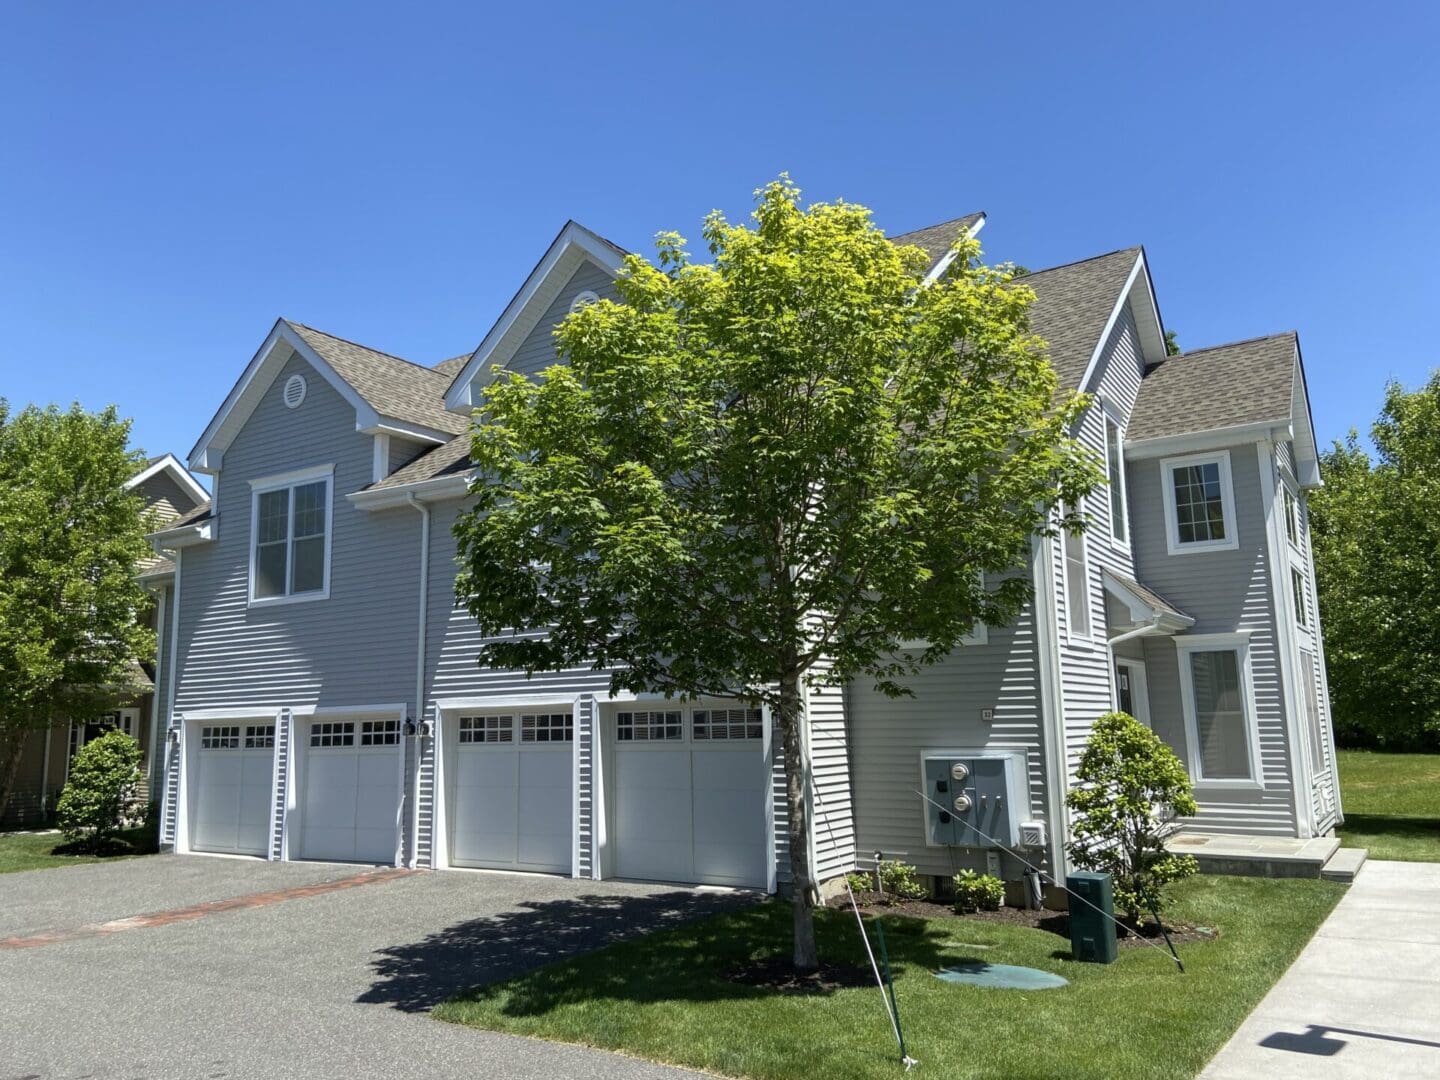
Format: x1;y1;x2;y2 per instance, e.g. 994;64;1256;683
149;212;1339;893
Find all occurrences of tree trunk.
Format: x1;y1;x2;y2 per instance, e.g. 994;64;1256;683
778;669;819;974
0;729;30;824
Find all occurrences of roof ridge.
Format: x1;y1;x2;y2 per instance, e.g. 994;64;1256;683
288;321;452;382
1020;245;1142;280
889;212;983;239
1162;330;1298;362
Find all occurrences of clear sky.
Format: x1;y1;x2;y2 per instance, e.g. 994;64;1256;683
2;2;1436;475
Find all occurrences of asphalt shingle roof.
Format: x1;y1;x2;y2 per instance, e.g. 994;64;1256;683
1019;248;1141;393
1128;332;1297;442
432;353;472;378
368;434;473;490
1106;569;1192;623
288;323;470;437
889;214;985;272
165;501;212;529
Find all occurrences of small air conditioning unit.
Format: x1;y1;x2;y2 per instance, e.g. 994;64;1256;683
1018;821;1047;848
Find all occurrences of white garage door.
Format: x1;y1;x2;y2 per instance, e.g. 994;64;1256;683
613;708;768;888
300;719;401;864
190;723;274;857
450;712;573;873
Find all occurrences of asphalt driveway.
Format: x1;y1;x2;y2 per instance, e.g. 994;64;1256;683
0;855;752;1079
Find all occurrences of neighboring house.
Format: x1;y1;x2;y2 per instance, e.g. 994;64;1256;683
1;454;208;828
149;212;1338;895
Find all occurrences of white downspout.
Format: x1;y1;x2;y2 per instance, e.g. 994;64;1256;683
162;550;183;849
406;493;431;869
1107;619;1160;649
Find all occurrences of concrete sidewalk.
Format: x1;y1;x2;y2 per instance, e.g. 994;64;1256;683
1201;859;1440;1079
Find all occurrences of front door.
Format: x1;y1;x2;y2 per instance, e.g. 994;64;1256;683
1114;660;1151;727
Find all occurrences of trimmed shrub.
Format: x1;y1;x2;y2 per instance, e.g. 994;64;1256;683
953;870;1005;913
56;729;143;850
1066;711;1199;922
876;860;928;900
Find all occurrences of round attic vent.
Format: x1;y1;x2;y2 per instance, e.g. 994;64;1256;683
569;289;600;313
283;373;307;409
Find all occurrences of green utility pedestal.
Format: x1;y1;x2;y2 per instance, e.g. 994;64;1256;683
1067;871;1117;964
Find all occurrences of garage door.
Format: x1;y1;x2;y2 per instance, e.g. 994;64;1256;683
190;723;274;857
450;712;573;873
299;719;401;864
613;708;768;888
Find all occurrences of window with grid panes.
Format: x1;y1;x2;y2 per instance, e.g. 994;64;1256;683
459;715;513;744
310;721;355;747
692;708;763;740
520;713;573;743
361;719;400;746
201;726;240;749
244;724;275;749
616;710;682;741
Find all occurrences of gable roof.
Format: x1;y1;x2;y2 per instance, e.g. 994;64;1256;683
1128;332;1298;442
287;323;468;437
1020;248;1149;393
432;353;472;379
126;452;209;507
890;213;986;277
368;433;473;491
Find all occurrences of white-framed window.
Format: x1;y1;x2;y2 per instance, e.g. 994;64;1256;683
1176;633;1260;784
693;708;763;741
616;710;682;742
310;721;355;748
1283;487;1300;549
201;725;241;750
1291;567;1308;629
520;712;574;743
459;715;513;744
1299;649;1326;775
245;724;275;749
1160;451;1239;555
249;465;334;605
1104;413;1128;544
1062;503;1093;641
361;719;401;746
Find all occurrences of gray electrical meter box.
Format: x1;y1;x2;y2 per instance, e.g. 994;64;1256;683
922;751;1026;849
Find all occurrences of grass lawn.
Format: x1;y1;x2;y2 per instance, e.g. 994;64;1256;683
437;875;1344;1080
1335;749;1440;861
0;827;155;875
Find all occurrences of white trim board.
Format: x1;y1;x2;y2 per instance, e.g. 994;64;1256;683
127;453;210;505
1159;449;1240;556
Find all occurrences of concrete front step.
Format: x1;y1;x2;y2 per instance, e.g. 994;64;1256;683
1166;831;1342;878
1321;846;1368;882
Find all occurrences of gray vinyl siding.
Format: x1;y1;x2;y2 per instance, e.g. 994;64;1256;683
1129;442;1299;835
172;349;422;717
848;591;1049;881
1056;306;1146;779
149;582;176;797
501;262;620;381
807;660;854;883
138;471;201;526
388;436;432;476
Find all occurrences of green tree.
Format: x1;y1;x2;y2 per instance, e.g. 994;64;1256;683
454;178;1100;971
1066;712;1198;922
1310;373;1440;749
0;403;155;818
56;728;144;848
1164;329;1181;356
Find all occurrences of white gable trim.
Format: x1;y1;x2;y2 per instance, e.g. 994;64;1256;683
126;453;209;505
1075;252;1146;397
189;320;383;474
442;221;627;412
919;214;988;285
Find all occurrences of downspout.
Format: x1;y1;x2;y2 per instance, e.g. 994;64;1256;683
406;493;431;869
162;550;183;850
1107;618;1160;649
1033;531;1070;885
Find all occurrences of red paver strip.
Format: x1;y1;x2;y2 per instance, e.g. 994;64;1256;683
0;867;414;950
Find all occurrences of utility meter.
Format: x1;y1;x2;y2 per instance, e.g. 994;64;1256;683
950;762;970;782
953;793;973;813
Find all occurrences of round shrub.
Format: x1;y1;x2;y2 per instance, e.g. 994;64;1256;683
56;728;143;850
953;870;1005;913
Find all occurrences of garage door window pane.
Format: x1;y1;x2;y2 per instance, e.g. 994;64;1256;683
1188;649;1251;779
202;726;240;749
617;711;681;741
521;713;573;743
361;720;400;746
245;724;275;749
460;715;513;744
693;708;763;740
311;721;355;747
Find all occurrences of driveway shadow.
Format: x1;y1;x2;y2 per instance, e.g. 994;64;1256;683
359;889;756;1012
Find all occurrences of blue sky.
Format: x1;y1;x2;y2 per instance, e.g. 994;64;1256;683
2;3;1436;475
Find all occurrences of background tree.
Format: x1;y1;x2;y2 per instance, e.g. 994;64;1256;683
1066;712;1198;923
1310;372;1440;750
0;402;155;818
454;179;1100;972
1164;329;1181;356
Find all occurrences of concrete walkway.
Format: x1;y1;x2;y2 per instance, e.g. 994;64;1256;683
1201;860;1440;1079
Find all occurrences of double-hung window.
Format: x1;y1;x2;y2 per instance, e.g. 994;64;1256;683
1161;451;1239;555
1176;633;1259;784
1283;487;1300;548
250;465;333;604
1062;503;1092;640
1104;414;1128;544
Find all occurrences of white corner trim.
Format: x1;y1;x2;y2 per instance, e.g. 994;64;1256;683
372;434;391;485
1075;251;1146;396
1174;631;1265;786
1159;449;1241;556
443;221;627;412
127;453;210;505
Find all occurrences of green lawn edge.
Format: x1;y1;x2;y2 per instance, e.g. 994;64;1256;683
435;875;1345;1080
1335;749;1440;862
0;827;155;875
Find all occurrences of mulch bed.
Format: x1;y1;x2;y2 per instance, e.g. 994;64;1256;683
828;889;1217;949
725;956;878;994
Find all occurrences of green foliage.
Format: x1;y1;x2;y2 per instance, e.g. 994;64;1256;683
953;870;1005;912
1310;373;1440;750
876;859;928;900
56;729;143;848
845;870;872;893
0;402;154;817
454;177;1100;968
1164;328;1181;356
1066;712;1199;921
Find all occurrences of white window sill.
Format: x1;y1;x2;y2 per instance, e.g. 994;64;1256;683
248;589;330;609
1166;538;1241;557
1192;778;1265;792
